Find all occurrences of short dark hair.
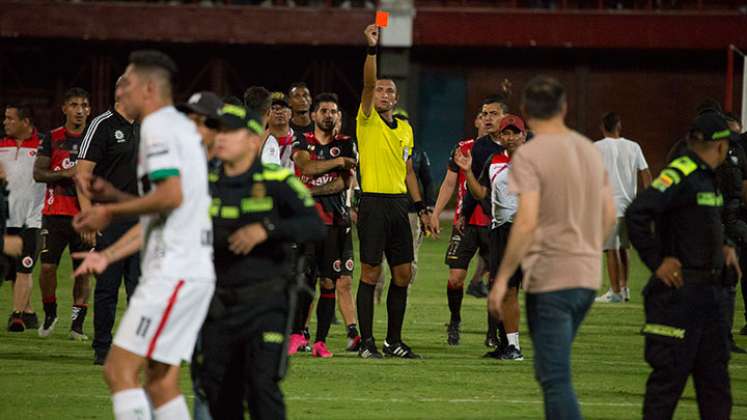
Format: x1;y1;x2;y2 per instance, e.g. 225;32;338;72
311;92;339;112
243;86;272;115
695;98;722;116
5;103;34;124
288;82;309;96
222;95;243;106
129;50;178;75
63;87;89;104
482;94;509;113
521;76;566;120
601;112;621;132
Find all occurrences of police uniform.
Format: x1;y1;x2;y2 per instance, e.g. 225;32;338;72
626;115;733;419
196;105;325;420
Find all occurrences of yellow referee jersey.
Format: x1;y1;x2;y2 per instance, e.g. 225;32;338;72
356;104;414;194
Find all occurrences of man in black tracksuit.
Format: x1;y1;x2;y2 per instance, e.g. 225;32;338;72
626;112;736;419
196;104;325;419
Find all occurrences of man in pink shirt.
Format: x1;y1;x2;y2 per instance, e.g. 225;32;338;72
489;76;617;419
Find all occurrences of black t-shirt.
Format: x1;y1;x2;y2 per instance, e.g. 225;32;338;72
292;132;357;226
78;108;140;198
290;120;315;135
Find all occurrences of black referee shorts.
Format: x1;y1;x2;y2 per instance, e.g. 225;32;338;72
357;193;413;267
489;223;522;289
41;215;88;267
3;227;42;281
444;224;490;270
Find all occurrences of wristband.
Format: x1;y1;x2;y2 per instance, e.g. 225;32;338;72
367;45;378;56
414;201;427;216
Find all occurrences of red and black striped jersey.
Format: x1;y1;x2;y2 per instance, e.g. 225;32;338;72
38;126;84;216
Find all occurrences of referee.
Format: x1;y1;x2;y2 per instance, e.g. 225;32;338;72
355;23;435;359
76;80;141;365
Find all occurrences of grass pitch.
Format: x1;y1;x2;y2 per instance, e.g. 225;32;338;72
1;226;745;419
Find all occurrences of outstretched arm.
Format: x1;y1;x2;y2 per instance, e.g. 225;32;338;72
360;24;379;118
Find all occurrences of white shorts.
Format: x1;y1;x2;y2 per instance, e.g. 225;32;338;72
603;217;631;251
113;277;215;366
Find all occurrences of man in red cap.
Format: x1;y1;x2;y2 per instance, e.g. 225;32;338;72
456;114;527;360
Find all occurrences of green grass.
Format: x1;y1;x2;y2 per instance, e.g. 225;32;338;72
1;225;746;419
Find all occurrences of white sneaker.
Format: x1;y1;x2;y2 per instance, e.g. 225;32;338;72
595;290;623;303
622;287;631;302
69;330;89;341
37;316;58;337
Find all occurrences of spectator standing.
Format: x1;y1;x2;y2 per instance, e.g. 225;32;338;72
1;103;45;332
488;76;616;419
594;112;652;303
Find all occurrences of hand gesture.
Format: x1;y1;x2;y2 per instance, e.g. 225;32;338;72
228;223;269;255
454;215;465;235
73;206;113;234
81;231;97;247
488;278;507;320
339;157;358;170
454;149;472;172
72;251;109;277
419;210;437;239
724;245;742;282
364;24;379;47
655;257;683;288
429;212;441;238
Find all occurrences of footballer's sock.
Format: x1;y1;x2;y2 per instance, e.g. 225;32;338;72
112;388;152;420
498;321;508;351
356;282;375;339
507;332;520;350
487;312;498;340
386;282;408;344
71;304;88;332
315;287;336;342
154;395;188;420
447;286;463;324
347;323;359;339
42;296;57;319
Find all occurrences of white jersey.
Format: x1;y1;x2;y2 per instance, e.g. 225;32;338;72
594;137;648;217
267;128;296;171
0;134;45;228
261;136;281;165
137;106;215;281
486;151;517;228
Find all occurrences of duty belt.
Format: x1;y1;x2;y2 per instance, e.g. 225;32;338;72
681;268;723;285
214;279;287;307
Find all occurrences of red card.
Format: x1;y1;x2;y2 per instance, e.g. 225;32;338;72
375;11;389;28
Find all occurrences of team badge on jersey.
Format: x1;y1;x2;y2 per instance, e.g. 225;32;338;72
333;260;342;273
330;147;340;157
22;257;34;269
345;258;354;272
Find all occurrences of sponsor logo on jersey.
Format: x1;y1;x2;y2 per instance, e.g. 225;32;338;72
115;130;126;142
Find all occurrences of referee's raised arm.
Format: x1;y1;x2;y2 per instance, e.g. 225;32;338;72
360;24;379;119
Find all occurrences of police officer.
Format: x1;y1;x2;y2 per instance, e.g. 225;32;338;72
196;104;325;420
665;108;747;354
626;112;738;419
